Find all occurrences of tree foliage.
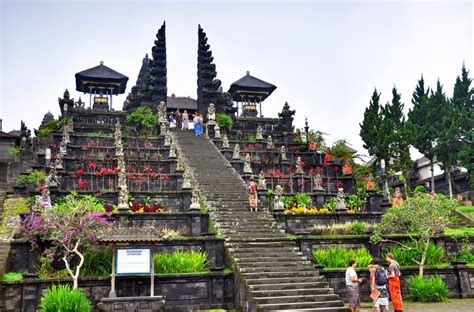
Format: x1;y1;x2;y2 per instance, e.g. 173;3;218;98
371;193;457;276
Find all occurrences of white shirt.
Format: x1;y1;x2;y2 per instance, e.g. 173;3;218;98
346;267;358;287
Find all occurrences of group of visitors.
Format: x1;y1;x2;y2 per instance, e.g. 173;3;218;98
346;254;403;312
168;110;204;137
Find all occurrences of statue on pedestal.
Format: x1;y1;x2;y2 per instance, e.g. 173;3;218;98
313;172;324;191
280;145;287;161
177;156;185;171
189;188;201;211
335;188;347;211
169;142;177;158
46;167;60;188
164;131;171;147
266;135;273;150
232;144;241;160
214;124;221;139
157;101;167;123
41;188;52;209
257;170;267;190
222;134;230;148
160;121;168;135
273;185;284;212
243;153;252;174
295;156;304;174
52;154;63;170
182;170;192;189
256;125;263;140
207;103;216;125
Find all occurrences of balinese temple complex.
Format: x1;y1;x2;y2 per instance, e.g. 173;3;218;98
228;71;277;117
75;61;129;110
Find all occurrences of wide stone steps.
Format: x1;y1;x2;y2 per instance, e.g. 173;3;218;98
172;130;346;311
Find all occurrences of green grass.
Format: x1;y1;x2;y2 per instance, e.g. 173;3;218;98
313;246;372;268
457;206;474;220
154;251;209;274
1;272;24;282
39;285;91;311
383;241;445;266
408;275;450;302
444;227;474;236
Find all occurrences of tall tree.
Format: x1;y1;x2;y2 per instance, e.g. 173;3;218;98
431;80;457;198
451;64;474;188
407;75;437;191
360;88;387;161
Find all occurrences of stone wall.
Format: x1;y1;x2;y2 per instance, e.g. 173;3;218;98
0;273;234;311
320;265;474;300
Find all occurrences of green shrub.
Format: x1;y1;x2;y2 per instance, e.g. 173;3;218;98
37;120;60;138
351;222;366;235
323;197;337;212
39;285;91;311
383;241;445;266
17;170;46;187
216;114;233;132
408;275;450;302
7;146;21;157
312;246;372;268
247;134;256;143
295;193;312;207
1;272;24;282
126;106;158;134
154;251;209;274
313;222;375;236
80;249;112;277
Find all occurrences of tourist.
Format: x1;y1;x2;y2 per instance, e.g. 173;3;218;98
345;259;362;312
193;112;202;137
175;110;182;130
392;187;404;206
370;258;389;312
424;181;431;193
169;113;176;128
248;176;258;212
182;110;189;130
386;253;403;312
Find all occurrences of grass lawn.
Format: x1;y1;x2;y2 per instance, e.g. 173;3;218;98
457;205;474;220
444;227;474;236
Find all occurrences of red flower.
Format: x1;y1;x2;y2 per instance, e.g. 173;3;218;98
70;173;78;179
286;166;293;173
298;180;305;187
161;175;169;181
255;143;261;149
334;166;339;173
316;167;321;173
158;167;165;173
78;180;89;189
53;144;59;149
77;169;84;175
81;146;88;151
88;162;97;169
309;168;315;176
94;171;102;177
337;181;343;189
114;167;121;173
299;161;305;168
268;170;275;177
248;144;255;150
308;143;316;151
39;183;47;191
276;169;284;179
360;176;366;181
127;173;135;180
137;173;143;178
104;203;113;213
143;167;153;173
145;142;153;148
151;172;159;179
340;156;345;162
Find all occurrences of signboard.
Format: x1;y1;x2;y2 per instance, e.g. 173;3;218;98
116;248;151;274
94;96;109;103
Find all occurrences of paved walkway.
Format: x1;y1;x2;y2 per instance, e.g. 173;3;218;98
357;299;474;311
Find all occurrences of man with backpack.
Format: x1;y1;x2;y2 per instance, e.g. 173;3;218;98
386;253;404;312
368;258;389;312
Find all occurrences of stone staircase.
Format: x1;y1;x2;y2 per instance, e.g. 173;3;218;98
173;130;347;312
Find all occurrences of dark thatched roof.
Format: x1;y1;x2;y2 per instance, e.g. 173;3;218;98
228;71;277;101
167;94;197;111
75;62;129;94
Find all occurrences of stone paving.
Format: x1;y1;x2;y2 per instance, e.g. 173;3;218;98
357;299;474;311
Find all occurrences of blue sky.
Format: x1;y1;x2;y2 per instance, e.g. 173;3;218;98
1;0;472;158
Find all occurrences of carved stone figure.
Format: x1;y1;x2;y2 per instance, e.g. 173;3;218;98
53;154;63;170
243;153;252;174
256;125;264;140
295;156;303;174
157;101;167;123
169;142;177;158
313;172;324;191
182;170;192;189
280;145;287;161
46;167;60;188
214;124;221;139
222;134;230;148
177;156;185;171
335;188;347;211
59;141;67;155
232;144;241;160
207;103;216;125
257;170;267;190
114;121;129;212
164;131;171;147
160;121;168;135
41;188;52;209
189;188;201;211
273;185;284;212
266;135;273;150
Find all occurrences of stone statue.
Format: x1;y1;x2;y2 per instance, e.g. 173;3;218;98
114;121;129;212
295;156;303;174
41;188;52;209
177;156;185;171
59;141;67;155
160;121;168;135
46;167;60;188
243;153;252;174
272;185;284;212
164;131;171;147
117;168;129;211
189;188;201;211
169;142;177;158
313;172;324;191
335;188;347;211
232;144;241;160
207;103;216;124
182;170;192;189
266;135;273;150
52;154;63;170
157;101;167;123
257;170;267;190
256;125;264;140
280;145;287;161
222;134;230;148
214;124;221;139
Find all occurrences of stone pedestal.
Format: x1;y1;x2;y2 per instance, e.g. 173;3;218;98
366;191;384;212
213;139;223;149
97;296;165;312
312;191;327;208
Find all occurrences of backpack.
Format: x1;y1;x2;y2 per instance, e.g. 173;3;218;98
375;267;388;286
